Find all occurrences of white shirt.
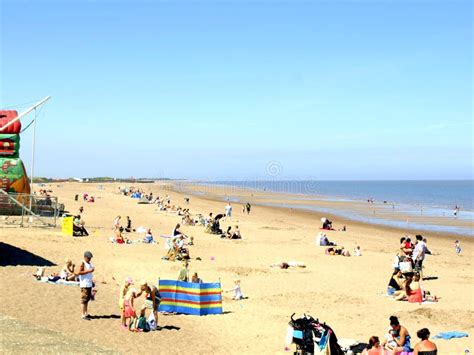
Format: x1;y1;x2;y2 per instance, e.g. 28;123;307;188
79;260;94;288
234;284;243;299
225;205;232;214
413;241;426;261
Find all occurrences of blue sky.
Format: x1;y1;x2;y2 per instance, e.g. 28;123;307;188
1;0;472;180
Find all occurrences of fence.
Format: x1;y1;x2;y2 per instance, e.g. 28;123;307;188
0;190;63;227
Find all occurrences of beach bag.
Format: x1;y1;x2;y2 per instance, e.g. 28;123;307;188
392;255;401;269
147;312;157;331
399;261;413;274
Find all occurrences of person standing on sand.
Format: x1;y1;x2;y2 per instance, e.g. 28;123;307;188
75;251;95;320
136;282;161;330
413;235;427;278
225;202;232;221
246;202;251;215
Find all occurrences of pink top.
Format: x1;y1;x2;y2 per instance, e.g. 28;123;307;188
408;288;423;303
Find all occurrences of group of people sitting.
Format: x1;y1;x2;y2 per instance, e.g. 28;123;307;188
361;316;438;355
221;225;242;239
163;224;194;261
387;235;438;303
78;193;95;203
387;269;438;303
205;213;224;234
325;246;352;257
33;258;77;283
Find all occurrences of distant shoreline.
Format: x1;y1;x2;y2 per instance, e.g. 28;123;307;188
175;181;473;238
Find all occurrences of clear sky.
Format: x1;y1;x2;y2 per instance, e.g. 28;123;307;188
1;0;472;180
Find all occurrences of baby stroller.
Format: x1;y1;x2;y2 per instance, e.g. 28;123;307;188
287;313;344;355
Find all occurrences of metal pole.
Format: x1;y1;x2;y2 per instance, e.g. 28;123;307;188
29;108;38;214
0;96;51;132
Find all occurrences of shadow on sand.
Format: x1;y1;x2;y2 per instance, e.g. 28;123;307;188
88;314;121;320
0;242;56;267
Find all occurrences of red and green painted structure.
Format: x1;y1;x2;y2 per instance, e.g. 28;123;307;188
0;110;31;195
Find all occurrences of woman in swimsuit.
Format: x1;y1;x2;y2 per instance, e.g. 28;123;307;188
413;328;437;355
383;316;411;354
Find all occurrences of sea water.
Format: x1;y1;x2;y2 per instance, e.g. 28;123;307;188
196;180;474;236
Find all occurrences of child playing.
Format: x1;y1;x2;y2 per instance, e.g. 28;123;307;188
123;284;138;330
134;306;150;332
119;277;133;328
354;246;362;256
226;279;244;300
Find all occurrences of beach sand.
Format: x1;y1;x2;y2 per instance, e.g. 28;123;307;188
0;181;472;354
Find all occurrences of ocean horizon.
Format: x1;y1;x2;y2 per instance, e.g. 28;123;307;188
188;180;473;236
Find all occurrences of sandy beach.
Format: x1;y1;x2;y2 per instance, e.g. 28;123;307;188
0;181;472;354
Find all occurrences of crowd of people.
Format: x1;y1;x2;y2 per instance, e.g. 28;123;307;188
47;186;460;352
361;316;438;355
387;235;439;304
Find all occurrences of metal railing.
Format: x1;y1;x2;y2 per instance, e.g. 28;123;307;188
0;190;63;227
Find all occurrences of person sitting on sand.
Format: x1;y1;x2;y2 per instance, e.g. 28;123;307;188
413;328;437;355
232;225;242;239
270;261;306;269
73;215;89;236
318;232;336;246
327;246;350;256
383;316;411;354
191;272;202;283
60;258;76;281
393;275;413;301
222;226;232;239
387;268;404;295
172;223;184;237
354;246;361;256
114;227;129;244
339;246;351;257
133;306;150;332
362;336;384;355
143;229;154;244
321;217;333;230
225;279;244;300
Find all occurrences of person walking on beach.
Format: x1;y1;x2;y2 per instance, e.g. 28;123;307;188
75;251;95;320
225;203;232;221
453;205;460;217
245;202;251;215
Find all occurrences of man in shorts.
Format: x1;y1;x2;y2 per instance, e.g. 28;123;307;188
75;251;95;320
413;235;426;278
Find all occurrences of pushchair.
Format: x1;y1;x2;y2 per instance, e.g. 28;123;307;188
287;313;344;355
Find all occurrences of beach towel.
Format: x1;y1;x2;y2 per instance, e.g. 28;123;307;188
37;277;80;286
432;331;468;340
